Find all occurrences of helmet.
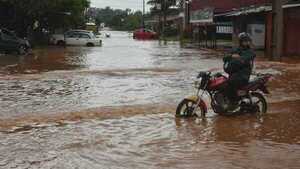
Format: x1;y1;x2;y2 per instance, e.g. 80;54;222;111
238;32;252;43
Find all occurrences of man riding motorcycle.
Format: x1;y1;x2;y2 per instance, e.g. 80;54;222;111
176;32;272;117
223;33;256;110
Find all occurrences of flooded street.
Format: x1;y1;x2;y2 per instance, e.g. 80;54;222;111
0;32;221;118
0;31;300;169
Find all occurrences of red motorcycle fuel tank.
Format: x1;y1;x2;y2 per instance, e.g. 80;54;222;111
208;76;228;90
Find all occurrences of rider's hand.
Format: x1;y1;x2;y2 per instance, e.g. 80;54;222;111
232;54;240;59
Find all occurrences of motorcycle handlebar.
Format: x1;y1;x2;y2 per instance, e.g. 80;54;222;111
197;71;212;78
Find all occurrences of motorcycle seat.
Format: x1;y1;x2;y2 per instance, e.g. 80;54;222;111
241;77;263;91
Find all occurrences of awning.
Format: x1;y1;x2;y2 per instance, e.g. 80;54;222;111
283;3;300;8
145;14;183;24
215;3;300;17
226;5;271;16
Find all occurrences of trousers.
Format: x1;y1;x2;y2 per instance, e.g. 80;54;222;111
225;73;249;102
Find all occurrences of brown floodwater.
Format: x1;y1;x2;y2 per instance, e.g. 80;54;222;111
0;31;299;169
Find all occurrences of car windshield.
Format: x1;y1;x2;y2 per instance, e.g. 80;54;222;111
89;33;96;39
79;33;90;39
66;33;80;38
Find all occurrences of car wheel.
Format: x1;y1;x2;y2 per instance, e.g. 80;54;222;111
86;43;94;47
57;41;65;46
18;45;26;55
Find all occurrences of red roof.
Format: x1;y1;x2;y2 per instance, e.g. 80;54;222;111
191;0;271;13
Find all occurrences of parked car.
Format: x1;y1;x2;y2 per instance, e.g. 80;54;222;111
95;32;111;38
65;31;102;46
50;30;90;46
101;32;111;38
49;34;65;46
133;28;158;40
0;28;30;55
64;30;92;38
49;30;101;46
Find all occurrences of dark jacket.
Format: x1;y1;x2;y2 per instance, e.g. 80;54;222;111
223;47;256;80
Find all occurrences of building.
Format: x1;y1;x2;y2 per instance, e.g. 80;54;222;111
282;2;300;56
145;8;184;37
190;0;271;13
188;0;300;56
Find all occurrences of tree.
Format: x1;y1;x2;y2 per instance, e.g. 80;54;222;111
147;0;179;35
0;0;90;36
147;0;178;14
91;7;143;31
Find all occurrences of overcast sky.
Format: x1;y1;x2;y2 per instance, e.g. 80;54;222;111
90;0;150;11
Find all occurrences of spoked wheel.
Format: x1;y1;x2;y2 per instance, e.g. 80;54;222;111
176;99;206;118
250;92;267;116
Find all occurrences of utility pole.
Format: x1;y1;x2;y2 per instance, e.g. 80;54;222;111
142;0;145;28
184;0;190;27
271;0;284;60
183;0;191;39
162;0;166;39
157;1;162;36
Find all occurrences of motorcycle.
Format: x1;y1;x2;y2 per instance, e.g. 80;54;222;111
176;71;273;117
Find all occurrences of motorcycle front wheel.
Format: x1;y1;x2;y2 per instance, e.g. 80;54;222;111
176;99;206;118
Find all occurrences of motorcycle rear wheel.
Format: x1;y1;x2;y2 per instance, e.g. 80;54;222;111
176;99;206;118
250;92;267;116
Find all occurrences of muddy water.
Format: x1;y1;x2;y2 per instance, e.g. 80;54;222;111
0;32;221;117
0;31;300;168
1;112;300;169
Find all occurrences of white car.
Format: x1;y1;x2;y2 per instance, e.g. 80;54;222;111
95;32;111;38
49;34;65;45
50;30;91;46
65;32;102;46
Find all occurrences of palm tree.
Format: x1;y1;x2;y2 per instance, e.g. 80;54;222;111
147;0;178;35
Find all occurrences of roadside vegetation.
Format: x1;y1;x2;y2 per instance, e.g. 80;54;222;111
87;7;145;31
0;0;90;45
147;0;183;38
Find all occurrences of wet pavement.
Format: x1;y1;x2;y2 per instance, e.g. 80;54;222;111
0;31;300;168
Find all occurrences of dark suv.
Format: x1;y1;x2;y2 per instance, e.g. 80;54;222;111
0;28;30;55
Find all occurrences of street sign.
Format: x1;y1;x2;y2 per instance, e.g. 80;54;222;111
190;8;214;23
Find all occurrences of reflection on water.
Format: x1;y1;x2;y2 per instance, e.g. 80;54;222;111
0;31;300;169
0;111;299;169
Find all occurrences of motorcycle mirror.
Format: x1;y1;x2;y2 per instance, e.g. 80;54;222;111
197;73;201;79
197;71;207;78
